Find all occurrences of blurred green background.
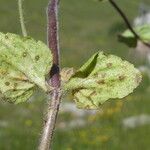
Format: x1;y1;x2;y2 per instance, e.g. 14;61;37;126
0;0;150;149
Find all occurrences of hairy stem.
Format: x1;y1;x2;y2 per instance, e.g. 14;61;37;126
18;0;27;37
38;0;61;150
108;0;150;48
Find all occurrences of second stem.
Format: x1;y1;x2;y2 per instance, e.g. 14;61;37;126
38;0;61;150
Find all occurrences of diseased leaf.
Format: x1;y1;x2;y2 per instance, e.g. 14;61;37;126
0;32;52;103
119;24;150;47
64;51;142;109
0;60;35;103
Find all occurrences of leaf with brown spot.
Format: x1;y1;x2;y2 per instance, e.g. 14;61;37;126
0;32;53;104
64;51;142;109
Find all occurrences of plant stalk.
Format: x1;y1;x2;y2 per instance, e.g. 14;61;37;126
38;0;61;150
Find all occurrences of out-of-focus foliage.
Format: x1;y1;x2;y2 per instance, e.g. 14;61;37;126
119;24;150;47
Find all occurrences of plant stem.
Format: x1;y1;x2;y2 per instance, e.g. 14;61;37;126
108;0;150;48
18;0;27;37
38;0;61;150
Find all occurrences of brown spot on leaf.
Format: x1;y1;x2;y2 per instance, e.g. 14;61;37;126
35;55;40;61
23;52;27;57
89;91;96;97
72;88;84;95
107;63;112;68
0;69;7;75
85;105;90;109
119;75;125;81
97;80;105;84
135;73;142;84
5;82;10;86
5;35;8;39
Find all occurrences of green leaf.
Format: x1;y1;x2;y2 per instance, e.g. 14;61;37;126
0;32;52;104
64;51;142;109
119;24;150;47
